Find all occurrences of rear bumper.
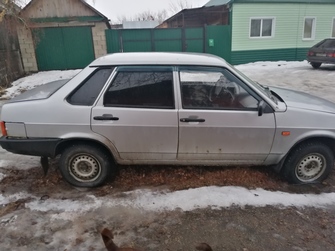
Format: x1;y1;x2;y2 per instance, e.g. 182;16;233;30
0;136;61;157
307;56;335;64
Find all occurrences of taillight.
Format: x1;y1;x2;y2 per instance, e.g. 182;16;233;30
0;121;7;136
308;51;315;56
327;53;335;58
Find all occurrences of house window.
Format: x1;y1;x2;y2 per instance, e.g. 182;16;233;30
250;18;274;38
332;18;335;38
303;17;316;40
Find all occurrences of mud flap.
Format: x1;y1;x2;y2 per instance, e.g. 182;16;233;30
40;157;49;176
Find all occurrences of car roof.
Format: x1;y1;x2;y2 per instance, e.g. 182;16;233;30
90;52;228;67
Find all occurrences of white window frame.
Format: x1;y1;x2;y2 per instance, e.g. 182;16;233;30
302;17;316;40
249;17;275;39
332;17;335;38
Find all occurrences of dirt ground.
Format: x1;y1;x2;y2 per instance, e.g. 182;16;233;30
1;162;335;251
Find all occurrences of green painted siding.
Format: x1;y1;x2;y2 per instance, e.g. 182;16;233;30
234;0;335;3
206;0;335;6
206;25;232;62
232;3;335;52
185;28;204;53
105;26;232;62
231;47;309;64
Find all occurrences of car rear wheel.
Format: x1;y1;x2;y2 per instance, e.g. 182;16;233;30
281;142;334;184
311;62;321;69
59;144;114;187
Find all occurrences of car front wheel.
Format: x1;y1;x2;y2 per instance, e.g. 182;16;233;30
311;62;321;69
281;142;334;184
59;144;114;187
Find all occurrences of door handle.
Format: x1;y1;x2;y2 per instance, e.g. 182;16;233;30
93;114;119;121
180;118;205;123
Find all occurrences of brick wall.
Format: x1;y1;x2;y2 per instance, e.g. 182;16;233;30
17;24;38;72
92;22;107;58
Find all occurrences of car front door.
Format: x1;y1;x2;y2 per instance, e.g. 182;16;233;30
177;66;276;164
91;66;178;161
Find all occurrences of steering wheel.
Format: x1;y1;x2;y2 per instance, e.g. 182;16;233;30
209;82;240;105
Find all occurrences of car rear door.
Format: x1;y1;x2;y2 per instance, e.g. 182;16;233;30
177;66;276;164
91;66;178;161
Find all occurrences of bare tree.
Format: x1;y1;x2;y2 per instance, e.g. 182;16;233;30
0;0;28;25
169;0;193;14
0;0;27;88
115;9;168;24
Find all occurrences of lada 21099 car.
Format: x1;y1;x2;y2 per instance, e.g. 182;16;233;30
307;38;335;69
1;52;335;187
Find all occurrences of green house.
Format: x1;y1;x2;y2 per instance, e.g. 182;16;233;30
205;0;335;64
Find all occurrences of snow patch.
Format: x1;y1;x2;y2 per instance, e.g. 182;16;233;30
0;192;34;205
2;70;81;99
0;154;40;170
23;187;335;220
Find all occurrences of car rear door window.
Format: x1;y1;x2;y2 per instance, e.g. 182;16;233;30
67;68;114;106
104;66;174;109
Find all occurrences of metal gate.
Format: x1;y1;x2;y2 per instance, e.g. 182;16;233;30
33;26;95;71
106;25;232;62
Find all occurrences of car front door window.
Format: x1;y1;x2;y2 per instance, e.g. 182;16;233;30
179;68;258;110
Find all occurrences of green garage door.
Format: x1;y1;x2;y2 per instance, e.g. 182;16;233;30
33;26;95;71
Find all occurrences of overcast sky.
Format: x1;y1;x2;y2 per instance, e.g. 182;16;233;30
85;0;209;22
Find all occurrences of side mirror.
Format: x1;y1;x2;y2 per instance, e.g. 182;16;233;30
258;100;266;116
258;100;273;116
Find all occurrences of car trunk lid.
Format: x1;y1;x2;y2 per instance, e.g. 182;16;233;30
8;79;69;103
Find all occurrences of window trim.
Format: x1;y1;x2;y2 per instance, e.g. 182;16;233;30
249;17;275;39
331;17;335;38
302;16;316;41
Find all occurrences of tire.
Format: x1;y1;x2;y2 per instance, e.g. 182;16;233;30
311;62;321;69
281;141;334;184
59;144;114;188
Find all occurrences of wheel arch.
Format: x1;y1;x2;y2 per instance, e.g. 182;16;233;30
273;136;335;173
55;138;117;162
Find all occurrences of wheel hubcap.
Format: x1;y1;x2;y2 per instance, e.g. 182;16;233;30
69;154;101;182
295;154;325;182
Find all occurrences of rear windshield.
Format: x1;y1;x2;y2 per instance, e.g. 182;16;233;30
8;79;69;103
316;39;335;48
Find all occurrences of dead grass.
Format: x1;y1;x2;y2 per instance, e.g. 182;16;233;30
0;198;31;218
95;165;284;196
2;163;335;198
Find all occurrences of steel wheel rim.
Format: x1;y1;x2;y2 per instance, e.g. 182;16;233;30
69;154;101;182
295;153;326;182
